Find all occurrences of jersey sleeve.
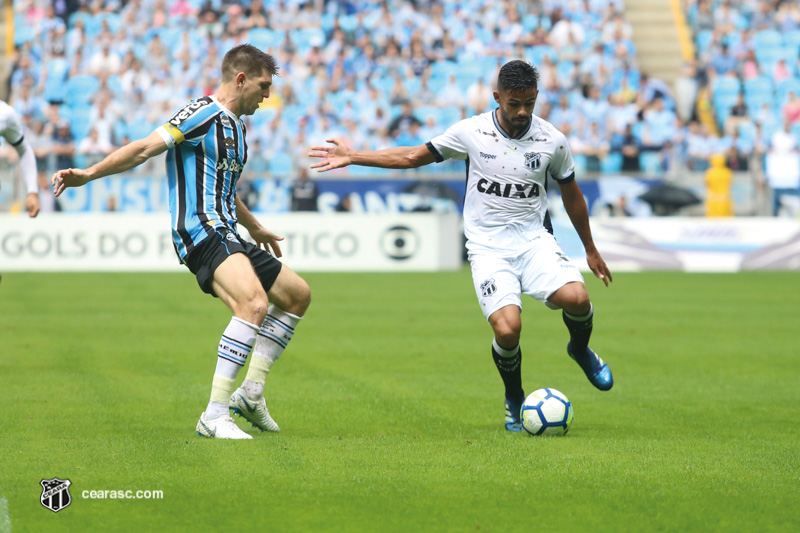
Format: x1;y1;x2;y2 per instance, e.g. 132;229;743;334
426;119;471;162
157;98;218;148
0;108;25;146
547;130;576;184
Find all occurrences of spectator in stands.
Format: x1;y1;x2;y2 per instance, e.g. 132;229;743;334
89;41;121;77
710;44;737;76
466;77;491;114
713;0;739;34
51;120;75;171
642;97;678;151
765;121;800;215
583;121;611;172
686;121;715;171
720;126;754;171
772;59;792;84
290;167;319;212
388;102;422;139
77;128;114;168
726;93;750;131
611;123;642;172
782;92;800;125
776;1;800;32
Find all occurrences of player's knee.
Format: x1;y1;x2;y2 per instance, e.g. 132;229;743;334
237;291;269;323
493;321;521;348
564;289;591;315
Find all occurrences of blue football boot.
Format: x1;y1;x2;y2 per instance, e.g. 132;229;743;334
568;342;614;391
504;393;525;431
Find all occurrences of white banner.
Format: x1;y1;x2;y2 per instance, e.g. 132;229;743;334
0;213;463;272
552;217;800;272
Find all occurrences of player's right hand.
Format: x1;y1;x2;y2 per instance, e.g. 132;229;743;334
51;168;90;197
308;138;352;172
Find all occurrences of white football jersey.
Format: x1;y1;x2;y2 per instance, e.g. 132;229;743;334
0;100;25;146
428;110;575;256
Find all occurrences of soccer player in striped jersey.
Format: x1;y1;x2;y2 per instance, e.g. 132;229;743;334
52;45;311;440
309;60;613;432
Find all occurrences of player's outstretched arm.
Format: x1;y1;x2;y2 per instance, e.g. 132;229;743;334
51;130;169;197
234;194;283;258
558;179;613;287
308;138;436;172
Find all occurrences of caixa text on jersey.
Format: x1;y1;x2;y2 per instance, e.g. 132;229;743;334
476;178;540;199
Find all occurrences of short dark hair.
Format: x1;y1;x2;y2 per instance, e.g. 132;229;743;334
497;60;539;93
221;44;279;82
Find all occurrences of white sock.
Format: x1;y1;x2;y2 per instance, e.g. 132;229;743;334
242;306;301;400
206;317;258;419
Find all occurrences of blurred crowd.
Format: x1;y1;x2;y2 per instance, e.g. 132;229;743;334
4;0;798;190
683;0;800;213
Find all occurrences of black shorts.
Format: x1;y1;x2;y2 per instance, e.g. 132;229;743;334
184;230;283;297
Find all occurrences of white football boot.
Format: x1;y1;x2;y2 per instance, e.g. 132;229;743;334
196;412;253;439
229;388;280;432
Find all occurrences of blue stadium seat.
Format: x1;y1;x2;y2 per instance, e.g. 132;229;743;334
270;152;294;177
712;76;741;96
639;152;662;174
68;107;92;140
695;30;713;51
601;152;623;173
249;29;283;51
127;121;155;140
744;76;773;98
557;61;576;79
776;78;800;104
65;75;100;107
525;46;558;66
572;154;588;174
754;30;783;49
522;14;540;31
785;30;800;49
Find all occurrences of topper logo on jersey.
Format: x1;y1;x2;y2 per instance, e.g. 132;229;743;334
524;152;542;170
476;178;540;198
169;99;211;127
216;158;244;172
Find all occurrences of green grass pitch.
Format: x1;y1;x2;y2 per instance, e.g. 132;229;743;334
1;270;799;532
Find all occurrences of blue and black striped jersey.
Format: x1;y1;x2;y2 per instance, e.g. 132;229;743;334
157;96;248;260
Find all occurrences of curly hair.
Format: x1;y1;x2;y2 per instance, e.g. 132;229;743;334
497;60;539;93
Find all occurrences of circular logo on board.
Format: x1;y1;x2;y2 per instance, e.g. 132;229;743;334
380;225;419;261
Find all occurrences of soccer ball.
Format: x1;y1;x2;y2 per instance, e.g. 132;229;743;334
521;388;574;436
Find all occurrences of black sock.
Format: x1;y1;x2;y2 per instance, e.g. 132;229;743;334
491;341;523;402
563;305;594;356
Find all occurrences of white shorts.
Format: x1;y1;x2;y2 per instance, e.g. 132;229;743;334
468;233;585;320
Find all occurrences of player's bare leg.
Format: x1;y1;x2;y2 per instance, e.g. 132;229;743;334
488;305;525;431
197;253;268;440
231;266;311;432
548;282;613;391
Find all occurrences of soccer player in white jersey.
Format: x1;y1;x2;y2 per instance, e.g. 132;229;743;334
53;45;311;440
309;60;613;431
1;100;40;217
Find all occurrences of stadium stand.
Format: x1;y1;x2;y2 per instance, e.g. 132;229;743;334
11;0;794;209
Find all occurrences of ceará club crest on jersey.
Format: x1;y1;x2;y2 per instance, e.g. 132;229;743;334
524;152;541;170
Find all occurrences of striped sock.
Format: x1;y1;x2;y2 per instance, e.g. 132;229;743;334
242;306;301;400
206;317;258;419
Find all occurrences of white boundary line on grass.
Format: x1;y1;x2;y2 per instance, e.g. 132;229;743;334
0;496;11;533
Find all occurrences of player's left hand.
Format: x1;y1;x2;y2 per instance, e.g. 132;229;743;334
26;193;40;217
586;249;613;287
250;226;284;258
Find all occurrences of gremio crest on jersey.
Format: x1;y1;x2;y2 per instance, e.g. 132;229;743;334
524;152;541;170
